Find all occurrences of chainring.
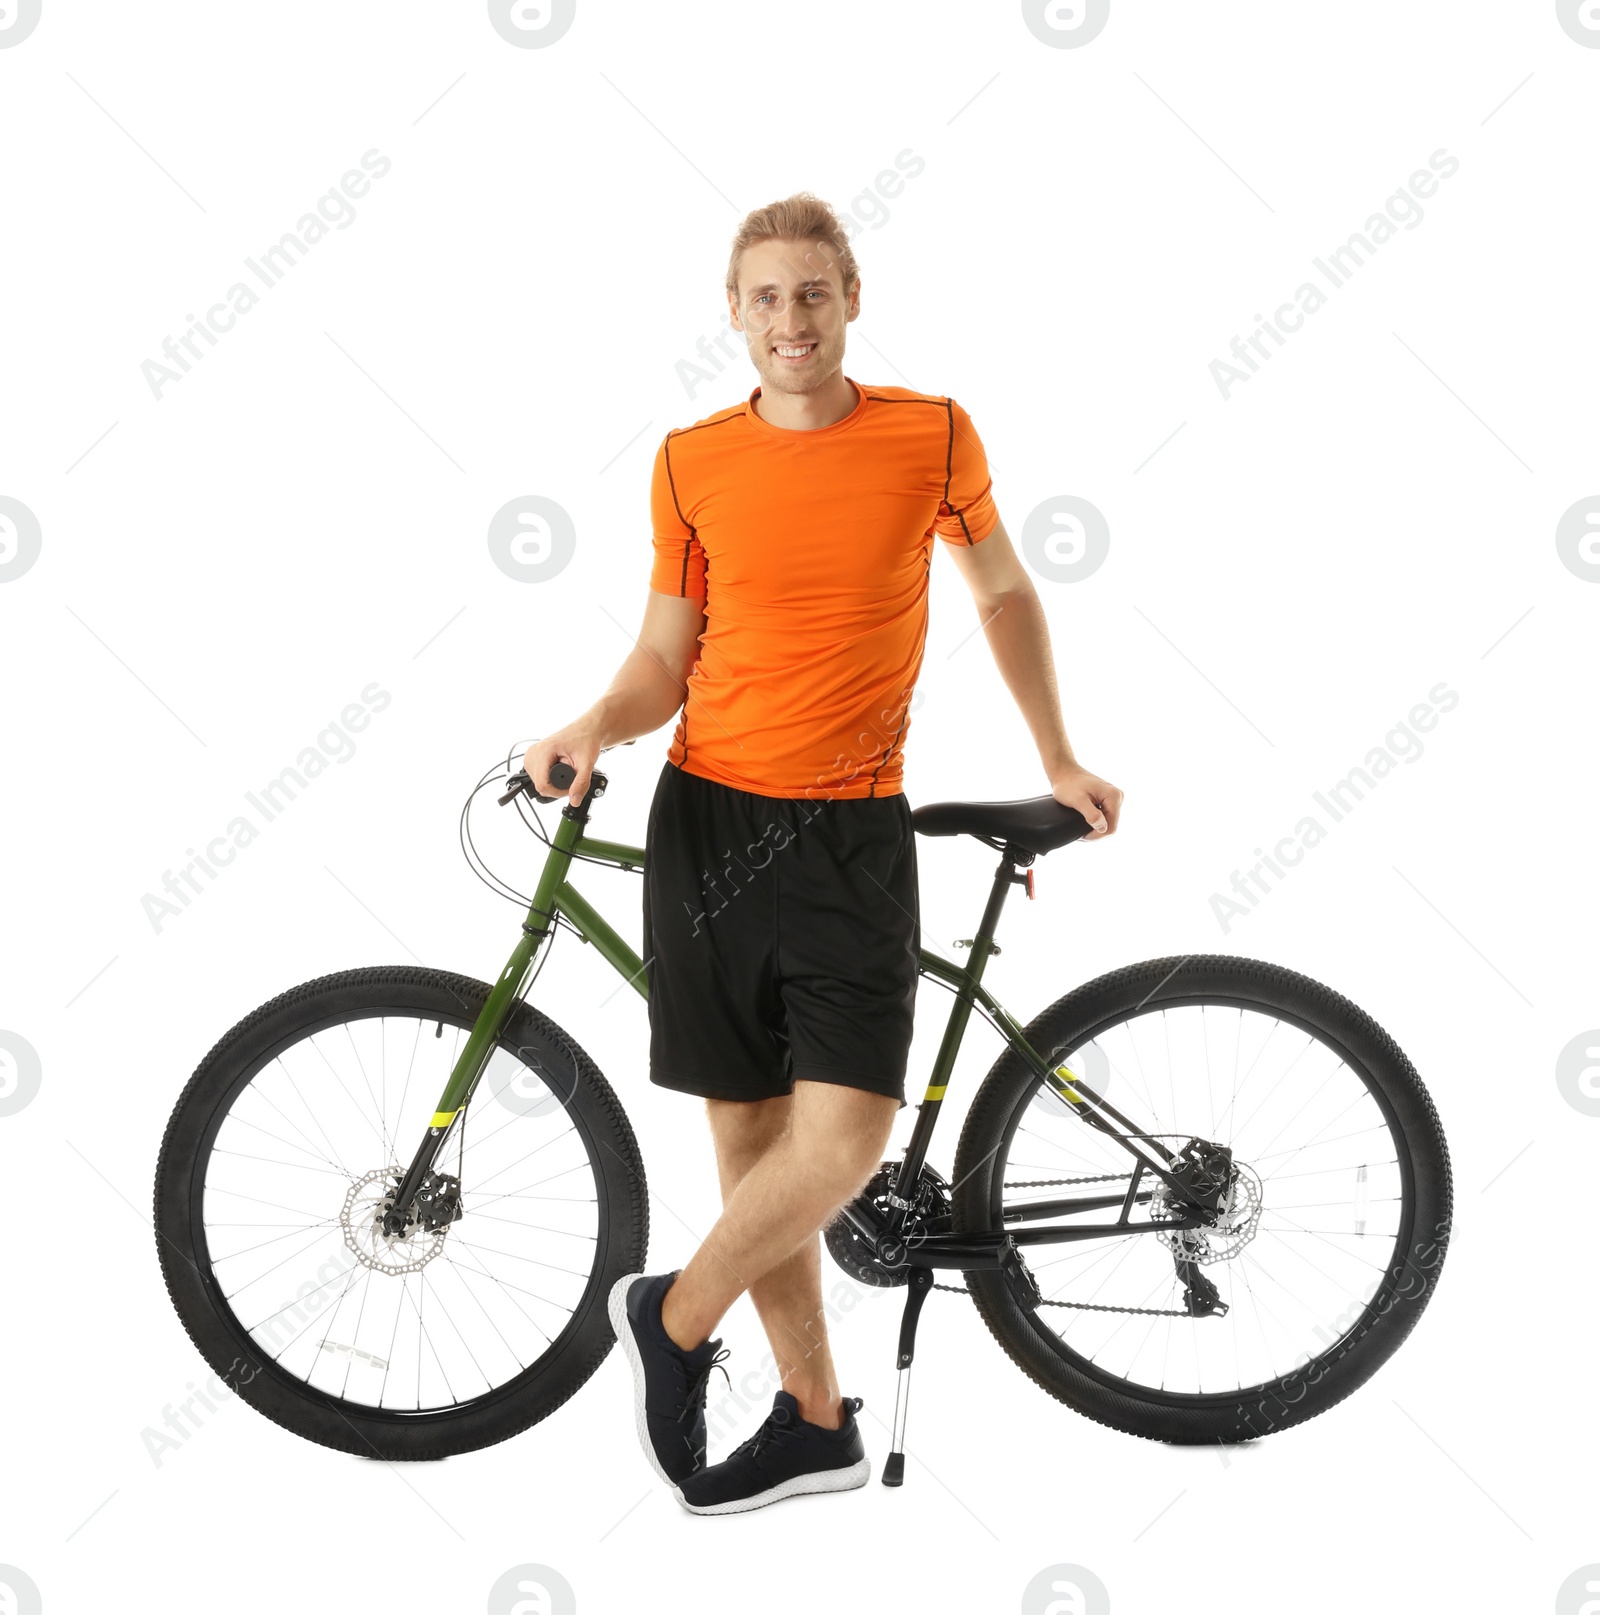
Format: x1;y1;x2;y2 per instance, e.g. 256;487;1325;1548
824;1162;951;1288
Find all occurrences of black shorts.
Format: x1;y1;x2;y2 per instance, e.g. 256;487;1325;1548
641;761;920;1105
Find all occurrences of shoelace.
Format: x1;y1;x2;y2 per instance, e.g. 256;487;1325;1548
679;1346;731;1416
730;1408;802;1464
731;1396;861;1464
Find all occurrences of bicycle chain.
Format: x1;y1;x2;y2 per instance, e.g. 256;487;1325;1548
1002;1172;1131;1189
931;1281;1189;1317
947;1169;1190;1317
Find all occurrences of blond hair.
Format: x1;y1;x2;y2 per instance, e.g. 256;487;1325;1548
724;192;860;302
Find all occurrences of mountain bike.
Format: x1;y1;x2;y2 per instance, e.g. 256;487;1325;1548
154;754;1452;1481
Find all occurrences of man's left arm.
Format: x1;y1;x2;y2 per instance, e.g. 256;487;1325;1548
942;518;1123;840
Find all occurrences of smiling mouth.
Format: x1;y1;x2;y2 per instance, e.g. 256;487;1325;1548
773;343;817;362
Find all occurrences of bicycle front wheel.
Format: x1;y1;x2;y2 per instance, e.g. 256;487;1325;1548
951;956;1451;1444
154;966;648;1459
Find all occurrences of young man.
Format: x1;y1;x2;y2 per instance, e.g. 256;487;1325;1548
524;192;1121;1514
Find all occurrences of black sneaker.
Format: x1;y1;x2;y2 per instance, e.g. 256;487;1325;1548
608;1272;727;1486
675;1391;871;1515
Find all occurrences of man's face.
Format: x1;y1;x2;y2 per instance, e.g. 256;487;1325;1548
728;236;859;398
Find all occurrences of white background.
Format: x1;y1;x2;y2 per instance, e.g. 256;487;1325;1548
2;2;1595;1611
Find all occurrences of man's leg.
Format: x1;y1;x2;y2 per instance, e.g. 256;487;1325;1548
660;1080;896;1425
697;1093;847;1427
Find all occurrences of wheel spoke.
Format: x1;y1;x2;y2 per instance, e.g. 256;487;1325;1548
192;1003;610;1418
986;995;1421;1399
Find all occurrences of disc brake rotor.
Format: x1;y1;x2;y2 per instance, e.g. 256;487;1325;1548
1150;1159;1263;1264
341;1167;448;1275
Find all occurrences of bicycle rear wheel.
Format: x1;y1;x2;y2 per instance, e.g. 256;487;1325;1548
951;956;1450;1443
154;966;647;1459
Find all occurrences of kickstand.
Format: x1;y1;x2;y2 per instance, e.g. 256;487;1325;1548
882;1266;934;1487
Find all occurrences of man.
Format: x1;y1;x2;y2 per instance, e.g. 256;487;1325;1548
524;192;1121;1515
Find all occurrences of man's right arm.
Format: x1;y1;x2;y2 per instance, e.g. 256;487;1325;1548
522;590;706;806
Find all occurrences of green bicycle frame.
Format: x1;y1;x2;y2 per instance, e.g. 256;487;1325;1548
386;778;1193;1229
426;809;646;1129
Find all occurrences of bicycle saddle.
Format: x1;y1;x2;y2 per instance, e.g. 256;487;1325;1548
909;795;1092;857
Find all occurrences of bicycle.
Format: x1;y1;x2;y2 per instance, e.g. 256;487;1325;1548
155;754;1452;1482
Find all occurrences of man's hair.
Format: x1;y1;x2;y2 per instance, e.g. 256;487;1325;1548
724;192;860;302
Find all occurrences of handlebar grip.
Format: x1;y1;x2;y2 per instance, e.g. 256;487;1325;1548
499;760;579;807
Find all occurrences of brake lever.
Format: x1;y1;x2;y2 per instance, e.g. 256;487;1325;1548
497;772;531;807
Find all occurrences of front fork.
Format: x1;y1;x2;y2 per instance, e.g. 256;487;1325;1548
381;785;594;1235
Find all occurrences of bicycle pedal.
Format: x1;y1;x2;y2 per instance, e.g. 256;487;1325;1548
998;1238;1041;1312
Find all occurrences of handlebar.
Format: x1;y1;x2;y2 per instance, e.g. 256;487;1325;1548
498;760;575;806
499;740;634;807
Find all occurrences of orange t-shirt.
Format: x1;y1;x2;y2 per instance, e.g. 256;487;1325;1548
648;380;998;801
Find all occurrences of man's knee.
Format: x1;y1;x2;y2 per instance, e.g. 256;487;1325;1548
791;1083;898;1193
706;1094;790;1182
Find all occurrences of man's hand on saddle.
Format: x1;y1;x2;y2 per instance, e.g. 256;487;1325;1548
1049;764;1123;841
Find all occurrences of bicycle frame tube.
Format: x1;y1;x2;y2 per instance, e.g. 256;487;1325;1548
892;858;1195;1220
397;801;1190;1232
429;827;650;1124
384;806;648;1223
891;846;1040;1198
913;952;1185;1170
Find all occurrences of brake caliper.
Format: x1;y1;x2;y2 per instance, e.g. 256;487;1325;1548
414;1171;463;1232
1151;1138;1246;1318
1167;1138;1236;1216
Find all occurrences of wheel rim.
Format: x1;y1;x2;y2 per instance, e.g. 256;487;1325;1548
995;997;1415;1400
194;1010;603;1415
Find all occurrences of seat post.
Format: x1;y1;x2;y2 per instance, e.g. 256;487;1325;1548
968;844;1031;969
894;844;1032;1198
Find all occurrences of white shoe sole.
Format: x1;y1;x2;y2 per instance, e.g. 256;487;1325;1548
673;1455;872;1516
607;1272;678;1488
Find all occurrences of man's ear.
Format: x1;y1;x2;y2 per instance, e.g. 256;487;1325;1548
727;290;742;332
847;278;862;322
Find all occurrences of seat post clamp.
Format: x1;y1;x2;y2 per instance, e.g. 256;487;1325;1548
1000;844;1035;879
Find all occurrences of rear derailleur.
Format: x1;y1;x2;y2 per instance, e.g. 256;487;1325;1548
1154;1138;1239;1318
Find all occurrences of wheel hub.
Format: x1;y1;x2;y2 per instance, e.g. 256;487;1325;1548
1149;1141;1263;1265
341;1167;458;1275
